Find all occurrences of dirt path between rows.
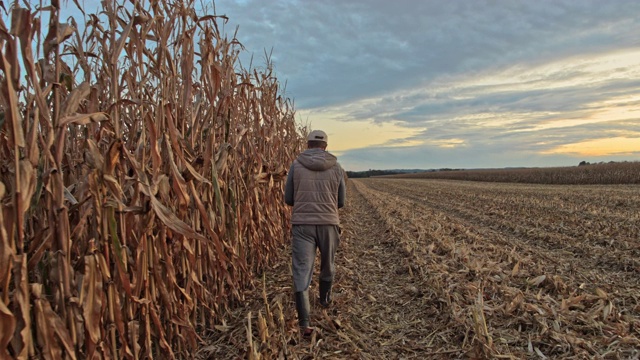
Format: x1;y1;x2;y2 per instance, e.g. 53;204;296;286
197;180;456;359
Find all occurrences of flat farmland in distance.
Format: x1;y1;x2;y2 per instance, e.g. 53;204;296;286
352;177;640;358
383;161;640;184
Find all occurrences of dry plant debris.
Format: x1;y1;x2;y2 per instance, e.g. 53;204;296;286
198;179;640;359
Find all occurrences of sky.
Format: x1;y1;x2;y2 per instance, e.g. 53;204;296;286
212;0;640;171
57;1;640;170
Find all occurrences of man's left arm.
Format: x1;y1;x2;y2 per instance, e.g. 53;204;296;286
284;164;295;206
337;176;346;209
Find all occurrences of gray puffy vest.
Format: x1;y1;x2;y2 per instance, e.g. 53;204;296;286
291;149;343;225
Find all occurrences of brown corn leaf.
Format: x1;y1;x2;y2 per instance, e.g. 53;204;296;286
81;255;103;344
165;107;186;161
164;134;190;209
103;139;123;176
149;305;175;360
33;285;62;360
0;298;16;359
51;310;76;360
154;174;171;201
211;161;225;228
18;160;36;215
43;23;75;56
26;105;40;166
102;174;125;204
214;143;231;174
107;207;131;295
26;230;52;272
9;7;29;37
59;81;91;118
131;235;147;300
0;181;12;291
71;0;85;16
96;253;112;282
148;190;206;242
84;139;104;170
0;47;25;147
144;114;162;173
184;161;210;184
189;181;228;264
58;112;108;128
110;282;132;359
111;14;134;66
13;254;31;360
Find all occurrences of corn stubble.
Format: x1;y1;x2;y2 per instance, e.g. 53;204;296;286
0;1;304;358
355;178;640;358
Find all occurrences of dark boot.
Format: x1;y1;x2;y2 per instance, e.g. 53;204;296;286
295;291;311;329
319;280;332;308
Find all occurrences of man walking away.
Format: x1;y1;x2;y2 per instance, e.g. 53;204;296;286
284;129;346;337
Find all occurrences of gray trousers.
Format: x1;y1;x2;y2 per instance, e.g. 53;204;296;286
291;225;340;292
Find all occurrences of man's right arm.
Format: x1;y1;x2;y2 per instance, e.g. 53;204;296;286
284;164;295;206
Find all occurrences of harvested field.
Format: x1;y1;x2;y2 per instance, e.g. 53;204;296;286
199;178;640;359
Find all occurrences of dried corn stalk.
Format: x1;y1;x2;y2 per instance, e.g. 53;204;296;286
0;0;305;358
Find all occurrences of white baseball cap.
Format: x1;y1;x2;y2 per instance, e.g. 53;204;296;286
307;129;328;143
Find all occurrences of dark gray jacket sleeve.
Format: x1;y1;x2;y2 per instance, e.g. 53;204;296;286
284;164;295;206
338;176;346;209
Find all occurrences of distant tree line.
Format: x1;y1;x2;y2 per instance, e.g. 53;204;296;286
346;168;461;178
579;160;618;166
346;169;406;178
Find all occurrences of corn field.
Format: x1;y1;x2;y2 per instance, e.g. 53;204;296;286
389;161;640;184
0;0;304;358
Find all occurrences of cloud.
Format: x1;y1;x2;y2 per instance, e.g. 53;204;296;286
57;0;640;171
217;0;640;108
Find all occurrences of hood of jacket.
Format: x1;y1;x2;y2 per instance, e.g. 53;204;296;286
296;148;337;171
